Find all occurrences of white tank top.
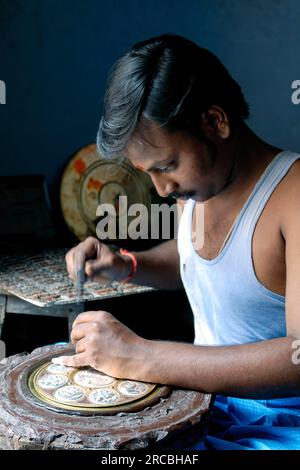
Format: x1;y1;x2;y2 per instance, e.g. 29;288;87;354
177;150;300;346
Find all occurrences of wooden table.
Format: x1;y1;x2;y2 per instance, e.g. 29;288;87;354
0;290;84;338
0;248;154;339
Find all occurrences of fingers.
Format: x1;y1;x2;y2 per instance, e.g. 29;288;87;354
74;337;86;354
65;237;101;281
65;247;76;279
70;323;91;344
52;352;89;368
70;311;111;342
72;311;98;328
84;259;111;283
70;325;84;345
73;310;112;328
70;312;115;351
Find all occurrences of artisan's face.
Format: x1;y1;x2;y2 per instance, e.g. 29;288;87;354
126;116;234;202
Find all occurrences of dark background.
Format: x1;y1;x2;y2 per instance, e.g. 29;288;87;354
1;0;300;222
0;0;300;354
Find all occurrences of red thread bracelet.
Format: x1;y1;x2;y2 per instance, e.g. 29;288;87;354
119;248;138;284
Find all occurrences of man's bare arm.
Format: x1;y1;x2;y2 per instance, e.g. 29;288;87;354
129;169;300;398
130;335;300;399
56;310;300;399
66;237;183;290
128;239;182;289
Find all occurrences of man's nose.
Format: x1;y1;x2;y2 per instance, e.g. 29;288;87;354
151;174;177;198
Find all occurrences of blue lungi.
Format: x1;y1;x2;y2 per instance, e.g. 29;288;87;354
193;395;300;450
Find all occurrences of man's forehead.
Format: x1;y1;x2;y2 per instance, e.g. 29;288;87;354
126;125;174;164
126;143;171;172
127;137;170;157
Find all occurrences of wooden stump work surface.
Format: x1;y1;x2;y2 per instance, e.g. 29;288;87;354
0;344;211;450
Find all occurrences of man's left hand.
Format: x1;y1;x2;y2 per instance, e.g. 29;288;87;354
53;310;147;379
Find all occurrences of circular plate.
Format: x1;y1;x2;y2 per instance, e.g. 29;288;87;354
60;144;153;241
28;362;161;413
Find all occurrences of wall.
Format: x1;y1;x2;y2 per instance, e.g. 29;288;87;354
0;0;300;236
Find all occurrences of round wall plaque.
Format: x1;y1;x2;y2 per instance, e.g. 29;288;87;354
60;144;153;241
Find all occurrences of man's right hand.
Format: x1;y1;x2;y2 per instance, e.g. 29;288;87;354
65;237;131;284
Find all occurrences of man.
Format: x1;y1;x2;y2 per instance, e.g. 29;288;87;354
60;34;300;449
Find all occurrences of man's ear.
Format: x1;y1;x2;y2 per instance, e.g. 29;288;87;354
200;106;231;139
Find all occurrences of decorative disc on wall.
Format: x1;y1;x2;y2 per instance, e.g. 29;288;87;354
60;144;153;241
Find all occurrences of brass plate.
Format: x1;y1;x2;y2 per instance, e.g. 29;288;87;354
28;362;164;414
60;144;153;241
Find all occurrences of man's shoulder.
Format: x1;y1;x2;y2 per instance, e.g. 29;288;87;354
277;154;300;231
280;154;300;193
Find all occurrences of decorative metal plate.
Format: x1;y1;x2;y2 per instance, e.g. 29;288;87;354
60;144;153;241
0;344;211;449
28;361;162;413
0;248;154;306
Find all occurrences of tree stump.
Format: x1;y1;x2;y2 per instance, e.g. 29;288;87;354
0;344;211;450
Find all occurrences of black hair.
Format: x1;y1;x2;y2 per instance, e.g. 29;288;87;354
97;33;249;159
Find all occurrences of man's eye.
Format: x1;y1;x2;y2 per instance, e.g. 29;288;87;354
159;161;175;173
